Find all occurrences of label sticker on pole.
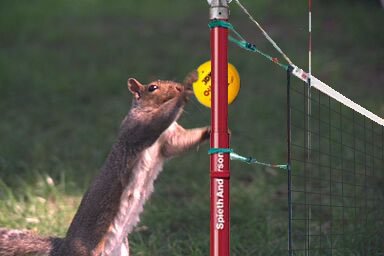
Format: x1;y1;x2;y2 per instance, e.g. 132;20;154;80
193;60;240;108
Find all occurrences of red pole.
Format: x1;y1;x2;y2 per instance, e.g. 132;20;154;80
209;1;230;256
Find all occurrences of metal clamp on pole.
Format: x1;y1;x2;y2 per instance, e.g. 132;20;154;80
208;0;231;20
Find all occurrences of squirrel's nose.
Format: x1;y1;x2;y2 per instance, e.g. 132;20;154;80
176;85;183;92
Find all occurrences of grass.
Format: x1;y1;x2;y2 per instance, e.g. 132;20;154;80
0;0;383;255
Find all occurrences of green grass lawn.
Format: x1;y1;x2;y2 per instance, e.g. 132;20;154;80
0;0;383;255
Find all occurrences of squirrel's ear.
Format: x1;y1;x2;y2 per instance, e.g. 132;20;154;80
128;78;144;99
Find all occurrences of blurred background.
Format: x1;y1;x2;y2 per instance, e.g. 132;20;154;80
0;0;383;255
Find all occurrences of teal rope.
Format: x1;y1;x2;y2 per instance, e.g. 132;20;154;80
229;36;289;71
208;20;289;71
208;148;288;170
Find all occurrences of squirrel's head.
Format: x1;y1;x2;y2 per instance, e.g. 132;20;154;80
127;71;197;109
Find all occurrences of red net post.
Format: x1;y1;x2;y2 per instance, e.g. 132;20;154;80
209;1;230;256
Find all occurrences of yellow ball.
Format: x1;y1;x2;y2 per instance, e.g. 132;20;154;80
193;60;240;108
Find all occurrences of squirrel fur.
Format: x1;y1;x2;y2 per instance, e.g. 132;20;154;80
0;71;209;256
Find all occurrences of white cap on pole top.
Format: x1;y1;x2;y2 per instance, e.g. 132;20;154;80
208;0;231;20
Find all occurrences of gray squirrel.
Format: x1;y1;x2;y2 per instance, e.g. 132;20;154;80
0;71;210;256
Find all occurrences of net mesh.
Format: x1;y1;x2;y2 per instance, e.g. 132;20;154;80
288;80;384;255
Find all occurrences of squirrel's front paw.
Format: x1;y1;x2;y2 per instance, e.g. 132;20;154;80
201;126;211;141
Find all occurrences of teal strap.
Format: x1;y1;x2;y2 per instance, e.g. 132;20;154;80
208;20;289;71
208;20;233;30
209;148;288;170
208;148;233;154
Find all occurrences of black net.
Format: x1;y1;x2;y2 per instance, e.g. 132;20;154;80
288;77;384;255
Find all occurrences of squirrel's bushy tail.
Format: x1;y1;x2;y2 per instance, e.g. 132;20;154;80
0;228;63;256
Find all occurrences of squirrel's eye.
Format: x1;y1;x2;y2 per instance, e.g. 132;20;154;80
148;85;158;92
